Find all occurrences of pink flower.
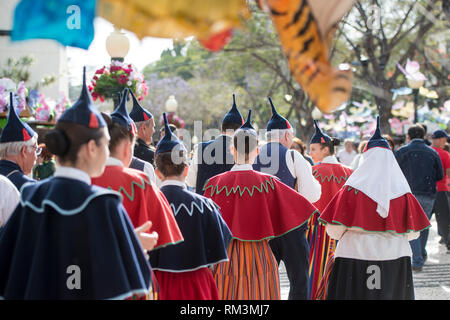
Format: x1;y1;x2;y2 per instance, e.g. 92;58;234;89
95;67;105;74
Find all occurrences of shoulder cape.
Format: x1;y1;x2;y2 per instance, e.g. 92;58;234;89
92;166;183;250
319;185;431;234
203;170;318;241
0;177;151;299
312;163;353;212
149;185;232;272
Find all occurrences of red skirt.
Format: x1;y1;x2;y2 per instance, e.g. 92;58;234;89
154;267;219;300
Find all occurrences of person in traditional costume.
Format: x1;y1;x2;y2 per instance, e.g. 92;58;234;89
0;67;152;299
320;117;431;300
148;113;232;300
0;174;19;228
203;110;318;300
91;88;183;253
0;93;38;190
306;120;353;300
187;94;244;194
253;97;321;300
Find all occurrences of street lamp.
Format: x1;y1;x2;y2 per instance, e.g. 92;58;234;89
408;78;424;123
165;95;178;113
106;27;130;62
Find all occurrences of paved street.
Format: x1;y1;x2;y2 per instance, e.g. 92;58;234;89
279;216;450;300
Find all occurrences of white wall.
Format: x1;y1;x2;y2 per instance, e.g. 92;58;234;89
0;0;68;99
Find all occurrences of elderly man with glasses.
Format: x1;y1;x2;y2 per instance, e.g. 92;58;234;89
0;93;38;191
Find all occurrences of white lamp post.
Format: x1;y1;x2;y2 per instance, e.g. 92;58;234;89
165;95;178;113
407;78;424;124
106;27;130;62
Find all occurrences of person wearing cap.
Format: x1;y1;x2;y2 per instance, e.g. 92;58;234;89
0;174;19;228
0;68;153;299
253;97;321;300
395;124;444;271
320;117;430;299
186;94;243;194
92;88;183;256
306;120;353;300
203;110;318;300
149;113;232;300
128;89;156;165
0;93;38;190
431;129;450;253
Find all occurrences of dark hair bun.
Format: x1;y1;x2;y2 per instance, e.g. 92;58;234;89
332;138;341;146
45;129;70;156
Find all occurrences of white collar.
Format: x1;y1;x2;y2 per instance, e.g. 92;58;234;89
54;166;91;185
106;157;124;167
231;164;253;171
160;179;187;188
321;155;340;164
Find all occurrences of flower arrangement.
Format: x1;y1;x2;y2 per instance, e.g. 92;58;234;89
89;61;148;103
160;112;185;129
0;78;28;112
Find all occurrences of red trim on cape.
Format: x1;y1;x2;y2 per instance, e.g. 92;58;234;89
203;170;318;241
319;186;431;234
92;166;183;249
312;163;353;212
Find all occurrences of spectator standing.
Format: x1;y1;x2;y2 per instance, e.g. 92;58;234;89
430;130;450;253
395;125;444;271
336;139;357;166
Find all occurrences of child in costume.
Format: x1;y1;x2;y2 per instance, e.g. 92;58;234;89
149;113;232;300
0;68;151;299
92;88;183;252
320;117;431;299
307;120;353;299
203;110;318;300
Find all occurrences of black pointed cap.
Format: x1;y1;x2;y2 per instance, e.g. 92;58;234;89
111;88;137;134
240;109;256;132
129;90;153;122
58;66;106;128
266;97;292;131
310;120;332;144
156;113;184;154
364;116;391;151
0;92;36;143
222;94;244;125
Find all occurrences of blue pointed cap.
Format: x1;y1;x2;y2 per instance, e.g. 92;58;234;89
239;109;256;132
364;116;391;152
58;66;106;128
0;92;36;143
156;113;184;154
129;90;153;123
111;88;137;134
222;94;244;125
310;120;332;144
266;97;292;131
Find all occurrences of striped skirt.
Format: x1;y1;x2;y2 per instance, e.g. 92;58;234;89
212;239;280;300
307;212;336;300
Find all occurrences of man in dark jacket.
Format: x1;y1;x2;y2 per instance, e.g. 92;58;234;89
395;124;444;271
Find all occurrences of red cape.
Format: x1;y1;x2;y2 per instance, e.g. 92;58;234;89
203;170;318;241
92;165;183;249
312;163;353;212
319;186;431;234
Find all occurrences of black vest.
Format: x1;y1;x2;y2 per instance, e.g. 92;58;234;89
129;156;146;172
134;138;155;165
195;135;234;194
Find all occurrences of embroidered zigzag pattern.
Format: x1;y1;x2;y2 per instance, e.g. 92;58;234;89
204;177;276;197
170;199;216;216
108;175;152;202
346;186;359;195
313;170;349;185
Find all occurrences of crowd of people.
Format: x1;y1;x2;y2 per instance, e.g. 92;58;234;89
0;67;448;300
